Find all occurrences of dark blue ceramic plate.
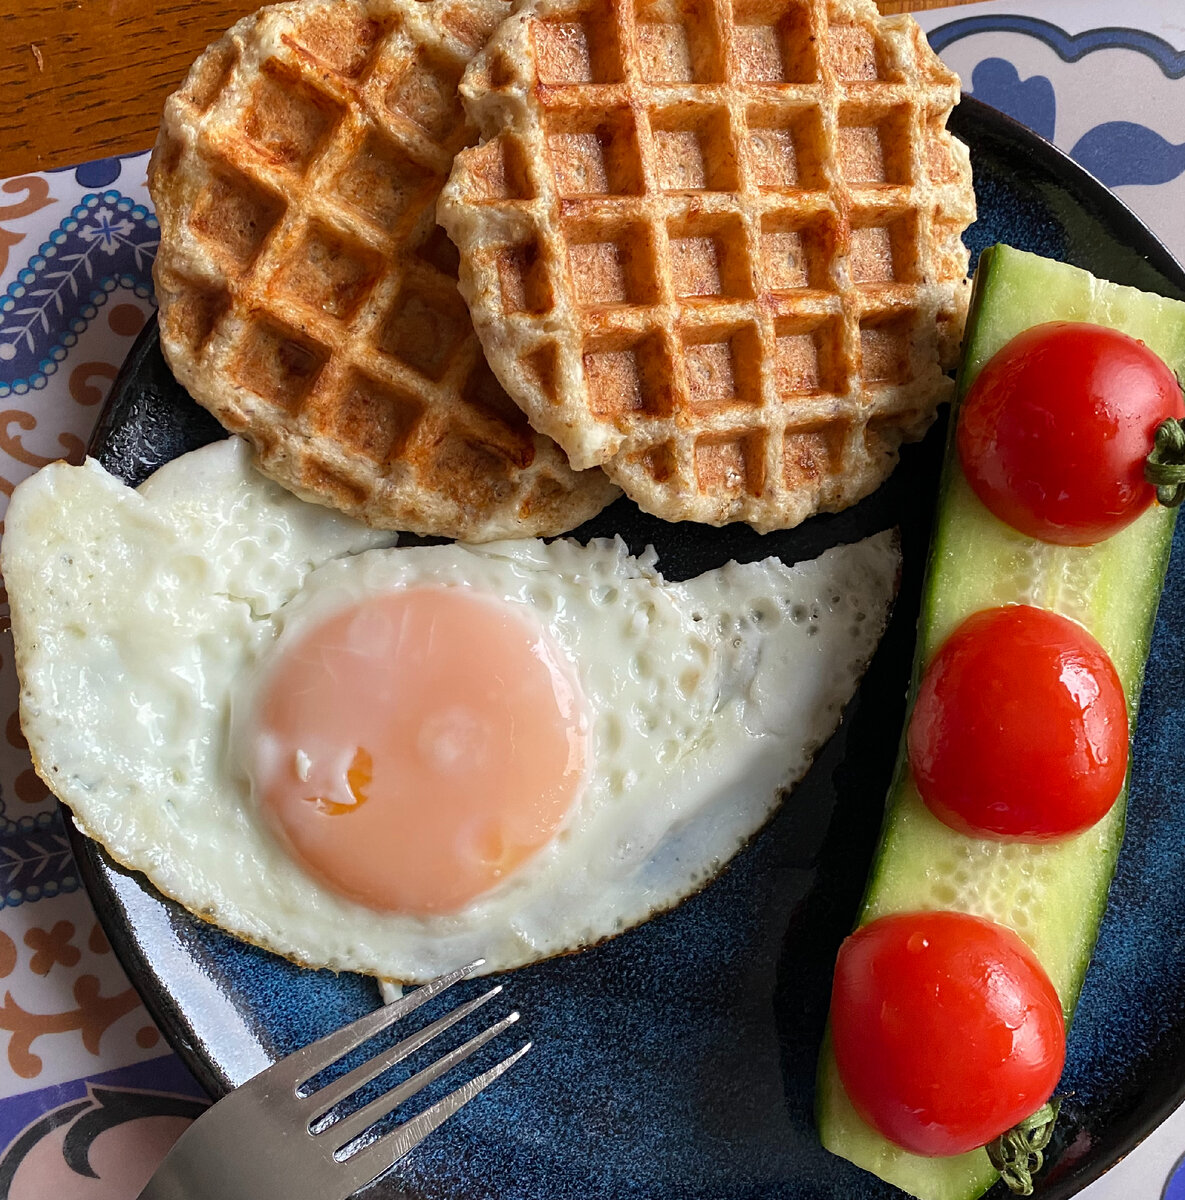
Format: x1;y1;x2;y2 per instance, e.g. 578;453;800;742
76;97;1185;1199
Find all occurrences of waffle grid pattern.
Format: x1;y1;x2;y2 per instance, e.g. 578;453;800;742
441;0;975;531
149;0;618;540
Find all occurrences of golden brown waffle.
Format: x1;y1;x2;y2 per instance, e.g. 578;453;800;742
149;0;619;541
438;0;975;531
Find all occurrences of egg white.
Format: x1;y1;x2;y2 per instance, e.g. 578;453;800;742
3;438;898;981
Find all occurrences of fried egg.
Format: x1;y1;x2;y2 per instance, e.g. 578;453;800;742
3;438;898;981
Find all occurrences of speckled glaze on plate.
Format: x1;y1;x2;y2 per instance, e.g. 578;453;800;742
72;97;1185;1199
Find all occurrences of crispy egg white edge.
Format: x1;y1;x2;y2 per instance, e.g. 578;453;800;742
3;439;900;981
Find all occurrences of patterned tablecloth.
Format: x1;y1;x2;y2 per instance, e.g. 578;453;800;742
2;2;1185;1196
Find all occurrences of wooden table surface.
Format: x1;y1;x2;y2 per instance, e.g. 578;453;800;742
1;0;982;178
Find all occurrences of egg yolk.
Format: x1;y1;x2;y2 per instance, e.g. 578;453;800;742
250;587;588;915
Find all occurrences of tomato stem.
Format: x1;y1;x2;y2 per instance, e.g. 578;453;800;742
986;1098;1061;1196
1145;419;1185;506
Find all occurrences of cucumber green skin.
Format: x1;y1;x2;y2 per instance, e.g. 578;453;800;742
817;245;1185;1200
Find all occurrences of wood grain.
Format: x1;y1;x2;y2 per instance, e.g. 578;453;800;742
0;0;982;178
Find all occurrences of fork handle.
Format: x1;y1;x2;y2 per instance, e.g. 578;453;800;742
134;1112;261;1200
137;1175;184;1200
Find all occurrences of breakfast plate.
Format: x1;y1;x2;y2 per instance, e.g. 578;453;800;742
71;96;1185;1199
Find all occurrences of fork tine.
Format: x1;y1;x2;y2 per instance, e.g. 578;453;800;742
338;1040;532;1194
308;984;504;1122
326;1009;521;1151
270;959;485;1091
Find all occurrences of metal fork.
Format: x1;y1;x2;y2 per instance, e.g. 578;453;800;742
137;959;529;1200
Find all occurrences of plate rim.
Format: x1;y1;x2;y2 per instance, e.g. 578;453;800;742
70;93;1185;1199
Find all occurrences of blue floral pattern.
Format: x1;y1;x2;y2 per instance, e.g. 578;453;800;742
0;809;77;908
967;58;1057;142
931;14;1185;205
1070;122;1185;188
0;191;157;400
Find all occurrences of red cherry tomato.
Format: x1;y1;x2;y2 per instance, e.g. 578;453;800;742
830;910;1066;1157
907;605;1127;840
957;321;1184;545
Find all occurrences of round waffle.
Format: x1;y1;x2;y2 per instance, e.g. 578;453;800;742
438;0;975;532
149;0;619;541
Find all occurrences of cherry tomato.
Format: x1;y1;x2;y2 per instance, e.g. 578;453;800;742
957;321;1184;545
907;605;1127;840
830;910;1065;1157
